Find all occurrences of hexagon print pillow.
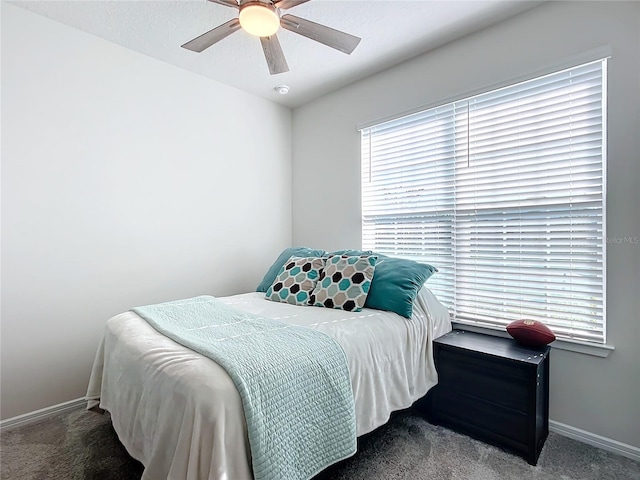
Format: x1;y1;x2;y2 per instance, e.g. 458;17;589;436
310;254;377;312
265;256;326;306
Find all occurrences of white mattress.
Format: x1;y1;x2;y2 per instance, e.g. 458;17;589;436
86;287;451;480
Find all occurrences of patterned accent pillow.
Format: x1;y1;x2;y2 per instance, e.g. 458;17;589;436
309;254;377;312
265;256;325;306
256;246;326;293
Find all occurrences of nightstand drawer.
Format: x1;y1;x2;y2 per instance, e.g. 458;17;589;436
439;346;530;380
433;390;529;446
437;349;530;412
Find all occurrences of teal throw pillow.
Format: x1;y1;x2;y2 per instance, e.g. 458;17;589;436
310;254;377;312
364;254;437;318
329;249;374;256
257;246;327;293
265;256;325;306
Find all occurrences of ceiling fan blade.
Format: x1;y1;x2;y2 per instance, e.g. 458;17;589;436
181;18;241;53
280;14;361;54
260;35;289;75
207;0;239;8
274;0;309;9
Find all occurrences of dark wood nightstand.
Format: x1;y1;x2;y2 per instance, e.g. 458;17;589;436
428;329;550;465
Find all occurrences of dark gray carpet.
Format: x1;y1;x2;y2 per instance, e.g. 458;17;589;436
1;407;638;480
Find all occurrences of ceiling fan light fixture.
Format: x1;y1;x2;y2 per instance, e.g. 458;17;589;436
182;0;362;75
239;3;280;37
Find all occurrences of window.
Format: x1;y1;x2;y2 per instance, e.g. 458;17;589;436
361;59;606;344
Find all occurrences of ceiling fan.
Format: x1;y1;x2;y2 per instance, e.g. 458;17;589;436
181;0;361;75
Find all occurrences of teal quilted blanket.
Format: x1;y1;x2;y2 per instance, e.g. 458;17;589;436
132;296;357;480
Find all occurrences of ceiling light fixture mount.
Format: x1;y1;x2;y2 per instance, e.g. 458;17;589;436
238;1;279;37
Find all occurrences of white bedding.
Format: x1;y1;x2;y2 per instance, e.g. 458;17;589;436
86;287;451;480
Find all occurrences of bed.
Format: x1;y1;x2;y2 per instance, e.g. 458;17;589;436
86;252;451;480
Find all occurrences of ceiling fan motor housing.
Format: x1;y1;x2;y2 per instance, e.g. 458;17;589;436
239;0;277;7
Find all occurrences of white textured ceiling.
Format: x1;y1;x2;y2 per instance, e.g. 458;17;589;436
9;0;541;107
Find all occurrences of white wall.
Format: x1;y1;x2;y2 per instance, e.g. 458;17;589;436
1;4;292;420
292;1;640;448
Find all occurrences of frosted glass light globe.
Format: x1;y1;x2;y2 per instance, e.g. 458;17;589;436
239;4;280;37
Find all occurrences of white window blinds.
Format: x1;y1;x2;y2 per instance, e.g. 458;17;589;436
361;59;606;344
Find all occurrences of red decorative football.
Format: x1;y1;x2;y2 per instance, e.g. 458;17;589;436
507;319;556;347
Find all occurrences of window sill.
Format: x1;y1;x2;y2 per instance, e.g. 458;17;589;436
451;322;614;358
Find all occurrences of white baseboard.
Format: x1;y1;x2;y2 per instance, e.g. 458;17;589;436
0;397;86;431
550;420;640;462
